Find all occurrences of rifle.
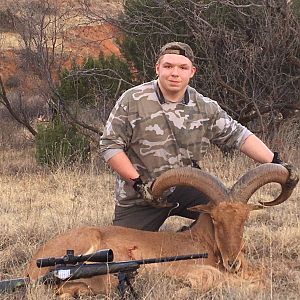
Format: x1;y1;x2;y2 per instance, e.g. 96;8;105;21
0;249;114;293
0;249;208;297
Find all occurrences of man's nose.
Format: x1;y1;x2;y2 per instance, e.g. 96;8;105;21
171;67;179;76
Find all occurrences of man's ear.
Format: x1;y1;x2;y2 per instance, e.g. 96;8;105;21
188;203;213;213
155;63;160;76
190;66;196;78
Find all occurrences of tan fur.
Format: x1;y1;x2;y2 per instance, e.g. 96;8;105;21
26;202;258;298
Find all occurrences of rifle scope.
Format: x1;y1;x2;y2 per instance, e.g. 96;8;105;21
36;249;114;268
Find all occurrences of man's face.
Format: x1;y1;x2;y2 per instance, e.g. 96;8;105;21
155;54;196;96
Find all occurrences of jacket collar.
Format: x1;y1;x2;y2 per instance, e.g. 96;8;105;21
154;80;190;105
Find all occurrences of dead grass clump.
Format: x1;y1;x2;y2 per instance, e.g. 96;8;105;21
0;147;41;176
271;265;300;298
0;118;38;155
272;227;300;260
203;283;269;300
25;285;56;300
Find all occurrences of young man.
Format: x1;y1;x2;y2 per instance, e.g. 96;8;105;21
100;42;289;231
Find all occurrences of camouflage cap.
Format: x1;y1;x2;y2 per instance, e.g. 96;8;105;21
157;42;194;63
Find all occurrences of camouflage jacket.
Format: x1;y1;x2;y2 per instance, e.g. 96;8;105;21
100;80;252;206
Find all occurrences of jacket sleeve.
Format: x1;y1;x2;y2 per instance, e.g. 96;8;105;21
208;100;252;149
100;93;133;161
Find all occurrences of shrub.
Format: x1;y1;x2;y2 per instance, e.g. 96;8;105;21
57;52;133;120
5;75;20;89
35;120;90;166
0;9;16;32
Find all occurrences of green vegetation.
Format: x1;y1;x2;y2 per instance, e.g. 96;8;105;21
57;52;133;112
37;52;134;166
35;119;90;166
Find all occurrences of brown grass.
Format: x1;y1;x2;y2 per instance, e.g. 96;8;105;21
0;119;299;299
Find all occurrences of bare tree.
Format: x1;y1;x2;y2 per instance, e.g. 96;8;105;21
0;0;129;145
0;0;75;135
83;0;299;135
12;0;78;84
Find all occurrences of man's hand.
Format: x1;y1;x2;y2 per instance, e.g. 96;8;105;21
132;177;173;208
272;152;299;188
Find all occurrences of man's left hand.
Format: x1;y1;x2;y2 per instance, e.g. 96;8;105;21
272;152;299;188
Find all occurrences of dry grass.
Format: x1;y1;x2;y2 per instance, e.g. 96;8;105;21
0;120;299;299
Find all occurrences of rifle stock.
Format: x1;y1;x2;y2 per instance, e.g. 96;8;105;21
50;261;140;281
0;277;30;293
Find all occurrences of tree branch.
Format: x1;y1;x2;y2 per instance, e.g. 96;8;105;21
0;75;37;136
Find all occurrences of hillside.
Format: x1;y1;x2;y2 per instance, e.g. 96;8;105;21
0;0;123;90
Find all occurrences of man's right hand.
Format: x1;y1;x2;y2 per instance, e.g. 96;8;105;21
132;177;174;208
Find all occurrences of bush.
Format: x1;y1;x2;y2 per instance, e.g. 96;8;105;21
57;52;133;121
35;120;90;166
0;9;16;32
5;75;20;89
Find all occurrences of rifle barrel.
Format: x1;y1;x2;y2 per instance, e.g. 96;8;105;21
132;253;209;265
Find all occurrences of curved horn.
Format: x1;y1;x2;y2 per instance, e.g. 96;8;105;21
229;163;299;206
151;167;229;204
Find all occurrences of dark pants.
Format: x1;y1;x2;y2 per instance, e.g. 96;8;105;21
113;186;209;231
